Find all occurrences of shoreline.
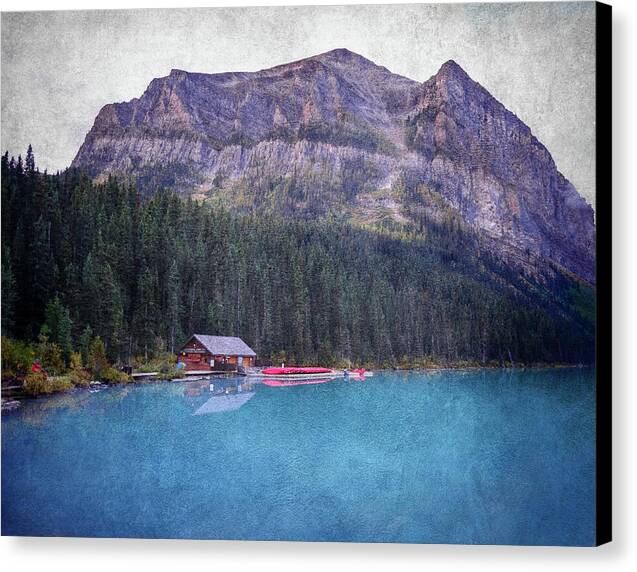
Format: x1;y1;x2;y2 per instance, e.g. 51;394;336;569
1;363;594;409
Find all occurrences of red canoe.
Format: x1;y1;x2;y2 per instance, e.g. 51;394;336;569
261;367;333;375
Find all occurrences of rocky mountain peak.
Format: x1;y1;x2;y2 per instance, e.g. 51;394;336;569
313;47;385;68
71;50;596;284
436;59;470;81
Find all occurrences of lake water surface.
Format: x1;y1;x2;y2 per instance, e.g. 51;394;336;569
1;369;595;545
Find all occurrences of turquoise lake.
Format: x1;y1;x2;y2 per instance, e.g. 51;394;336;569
1;369;595;545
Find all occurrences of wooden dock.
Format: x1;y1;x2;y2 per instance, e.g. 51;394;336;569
131;372;159;379
129;370;235;381
183;370;235;376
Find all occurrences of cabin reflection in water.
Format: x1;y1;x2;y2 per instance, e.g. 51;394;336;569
183;378;256;415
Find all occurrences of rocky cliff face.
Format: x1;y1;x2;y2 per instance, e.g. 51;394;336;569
405;60;595;283
72;48;595;283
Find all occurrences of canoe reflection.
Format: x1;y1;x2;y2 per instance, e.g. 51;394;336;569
261;377;336;387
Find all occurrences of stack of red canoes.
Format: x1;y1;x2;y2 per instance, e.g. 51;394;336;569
261;367;333;375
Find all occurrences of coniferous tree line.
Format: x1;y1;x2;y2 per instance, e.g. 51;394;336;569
1;148;595;369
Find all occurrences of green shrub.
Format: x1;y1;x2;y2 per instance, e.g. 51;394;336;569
133;353;190;380
67;368;91;388
88;337;109;376
34;330;65;375
47;376;74;393
68;351;83;370
23;372;73;396
23;371;49;396
66;351;91;387
166;367;185;380
42;343;65;375
1;337;36;375
134;352;177;374
158;358;177;375
99;367;131;384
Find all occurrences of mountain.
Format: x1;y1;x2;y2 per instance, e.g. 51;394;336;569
71;48;595;283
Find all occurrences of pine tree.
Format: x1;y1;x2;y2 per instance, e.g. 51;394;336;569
25;144;35;174
81;253;125;360
44;295;73;362
1;246;17;336
166;259;182;352
79;325;93;366
29;215;58;315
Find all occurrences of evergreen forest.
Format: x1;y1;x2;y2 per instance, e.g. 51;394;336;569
1;148;595;373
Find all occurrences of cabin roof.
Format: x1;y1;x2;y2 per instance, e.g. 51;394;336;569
185;334;257;357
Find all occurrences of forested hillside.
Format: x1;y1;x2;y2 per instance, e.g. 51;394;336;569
1;149;594;368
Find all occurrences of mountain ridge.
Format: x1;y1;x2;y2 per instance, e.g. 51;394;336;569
71;49;595;283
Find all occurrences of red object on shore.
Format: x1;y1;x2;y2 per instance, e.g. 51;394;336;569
261;367;333;375
31;361;42;373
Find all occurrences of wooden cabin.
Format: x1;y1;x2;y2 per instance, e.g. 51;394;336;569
177;334;256;372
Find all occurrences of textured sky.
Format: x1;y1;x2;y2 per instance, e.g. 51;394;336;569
1;2;596;206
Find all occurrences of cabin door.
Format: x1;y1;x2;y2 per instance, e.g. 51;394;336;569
238;356;243;367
